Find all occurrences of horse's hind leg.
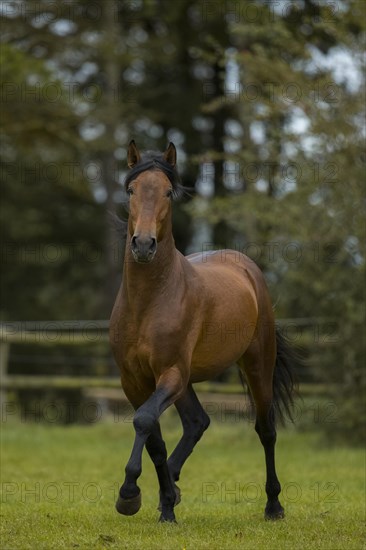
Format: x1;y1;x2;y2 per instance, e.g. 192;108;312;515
240;343;285;520
255;405;284;520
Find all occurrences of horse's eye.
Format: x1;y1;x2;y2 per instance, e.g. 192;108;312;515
127;187;134;196
166;189;173;198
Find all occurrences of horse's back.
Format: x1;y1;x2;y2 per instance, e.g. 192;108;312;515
187;249;265;298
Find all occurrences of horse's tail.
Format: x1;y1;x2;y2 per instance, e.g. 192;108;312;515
238;326;299;425
272;327;298;424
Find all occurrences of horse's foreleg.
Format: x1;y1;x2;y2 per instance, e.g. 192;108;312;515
145;423;179;522
115;427;144;516
156;384;209;513
116;368;185;522
166;384;210;485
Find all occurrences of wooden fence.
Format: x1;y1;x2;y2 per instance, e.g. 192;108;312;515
0;318;336;406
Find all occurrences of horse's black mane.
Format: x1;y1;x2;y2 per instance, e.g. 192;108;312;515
124;151;183;199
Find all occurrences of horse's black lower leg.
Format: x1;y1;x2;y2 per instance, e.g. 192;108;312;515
167;384;210;483
255;407;284;520
115;425;145;516
145;423;178;523
116;373;184;520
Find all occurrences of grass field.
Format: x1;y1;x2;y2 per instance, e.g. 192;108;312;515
1;411;364;550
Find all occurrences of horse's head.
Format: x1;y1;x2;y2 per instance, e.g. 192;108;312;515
125;140;180;264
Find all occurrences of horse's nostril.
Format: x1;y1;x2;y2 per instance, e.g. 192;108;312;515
149;238;157;251
131;235;138;250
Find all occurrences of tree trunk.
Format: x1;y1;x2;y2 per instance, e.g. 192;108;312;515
101;2;121;316
212;62;234;248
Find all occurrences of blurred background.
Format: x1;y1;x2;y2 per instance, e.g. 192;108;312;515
1;0;364;444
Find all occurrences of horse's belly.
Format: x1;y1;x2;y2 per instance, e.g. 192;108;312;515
189;305;257;381
189;364;233;384
189;323;251;381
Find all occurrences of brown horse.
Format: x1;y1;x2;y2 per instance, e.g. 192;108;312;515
109;140;296;523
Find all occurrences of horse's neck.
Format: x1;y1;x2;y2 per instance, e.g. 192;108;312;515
122;233;181;311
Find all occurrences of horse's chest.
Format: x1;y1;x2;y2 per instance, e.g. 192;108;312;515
117;316;185;374
111;326;154;384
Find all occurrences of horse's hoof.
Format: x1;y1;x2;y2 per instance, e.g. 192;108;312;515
158;514;177;524
264;502;285;520
115;490;141;516
157;484;181;511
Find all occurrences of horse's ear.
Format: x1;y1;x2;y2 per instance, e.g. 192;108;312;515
127;140;141;169
163;142;176;167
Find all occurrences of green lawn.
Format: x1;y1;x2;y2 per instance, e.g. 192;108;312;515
1;412;364;549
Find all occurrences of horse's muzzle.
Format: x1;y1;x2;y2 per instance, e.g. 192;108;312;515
131;235;157;263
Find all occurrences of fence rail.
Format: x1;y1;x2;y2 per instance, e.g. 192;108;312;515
0;319;336;404
0;320;110;345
